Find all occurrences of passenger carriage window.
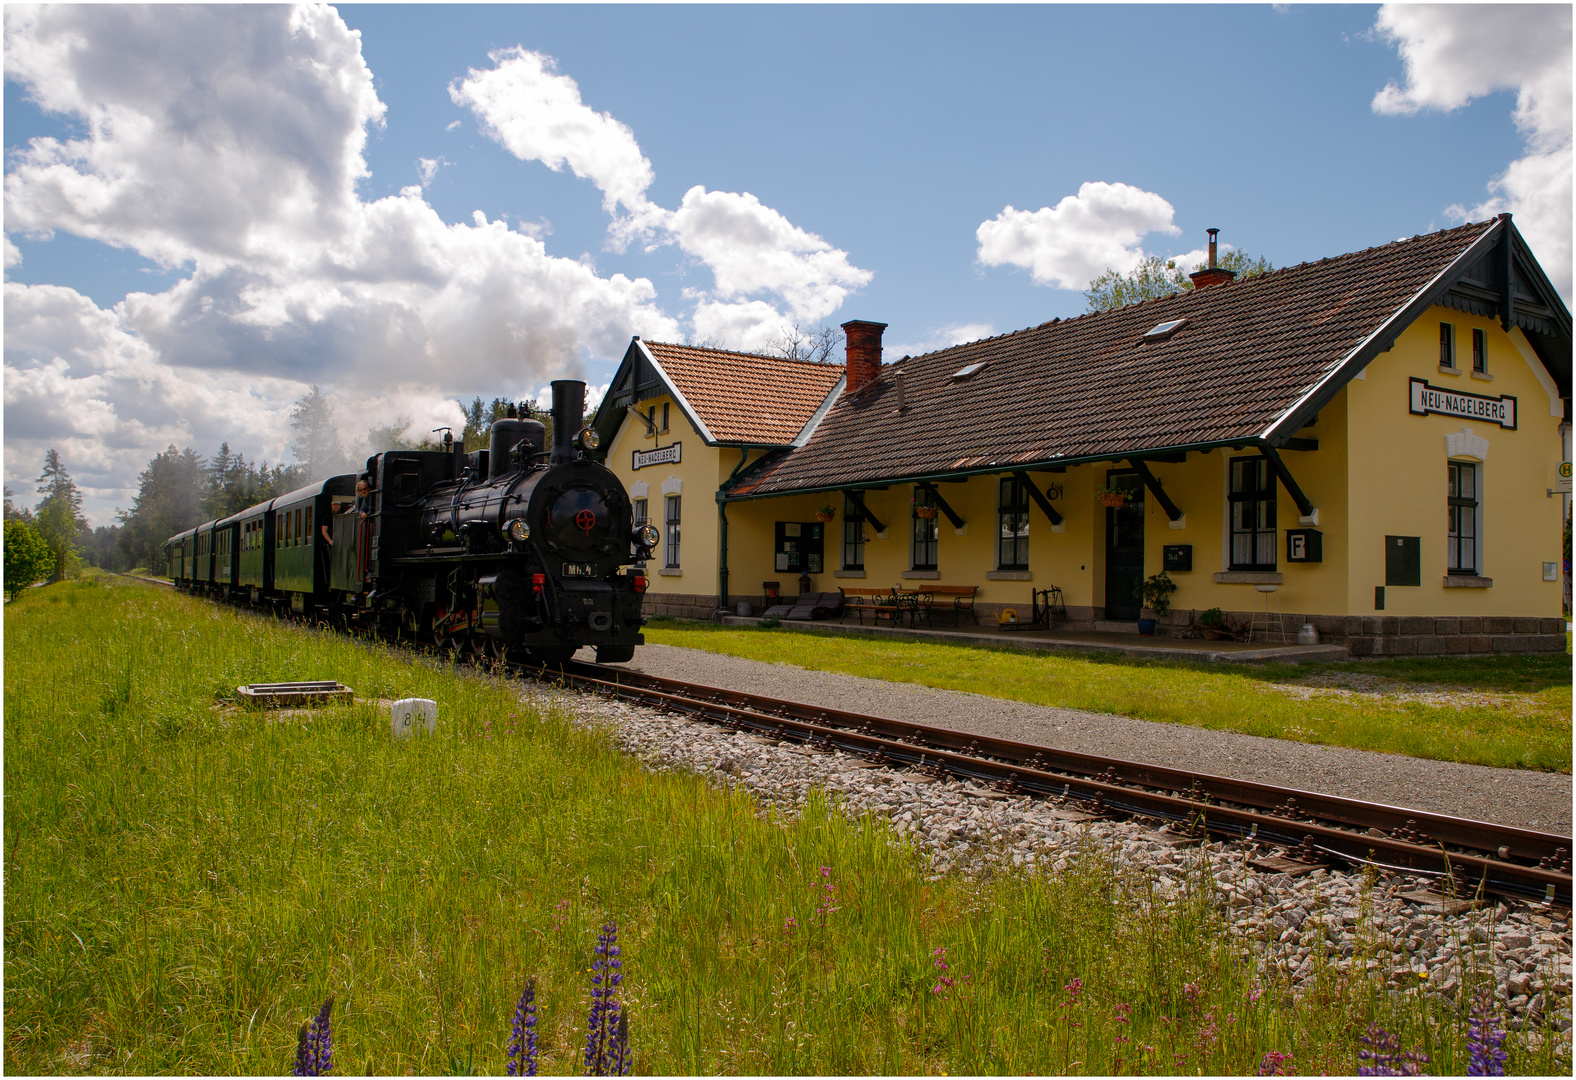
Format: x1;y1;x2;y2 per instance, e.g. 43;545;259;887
305;506;313;541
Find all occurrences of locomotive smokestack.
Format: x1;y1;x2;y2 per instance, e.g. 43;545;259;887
550;379;586;464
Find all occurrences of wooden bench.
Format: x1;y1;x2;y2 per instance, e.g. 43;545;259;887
921;584;981;626
840;586;906;626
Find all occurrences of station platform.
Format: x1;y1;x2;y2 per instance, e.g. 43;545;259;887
716;614;1351;665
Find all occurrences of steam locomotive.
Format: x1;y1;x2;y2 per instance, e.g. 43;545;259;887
164;380;655;664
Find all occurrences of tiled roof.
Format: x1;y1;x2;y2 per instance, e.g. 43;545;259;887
643;341;844;445
730;220;1502;497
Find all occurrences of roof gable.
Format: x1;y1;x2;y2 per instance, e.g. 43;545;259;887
730;218;1569;499
594;339;845;448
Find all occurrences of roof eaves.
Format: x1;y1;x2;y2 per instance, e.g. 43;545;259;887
724;437;1262;501
1261;220;1504;444
637;339;720;446
791;373;845;447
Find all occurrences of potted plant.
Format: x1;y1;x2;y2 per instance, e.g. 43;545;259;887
1133;570;1177;635
1198;606;1230;641
915;504;939;520
815;505;837;523
1095;483;1130;508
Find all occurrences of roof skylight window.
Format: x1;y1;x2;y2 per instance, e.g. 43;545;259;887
1142;318;1189;342
951;362;987;379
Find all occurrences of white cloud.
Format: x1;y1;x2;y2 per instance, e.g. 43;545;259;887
667;186;873;323
2;4;685;523
887;322;996;359
450;48;871;344
1372;3;1572;298
448;47;658;225
4;236;20;268
975;181;1180;290
416;156;447;186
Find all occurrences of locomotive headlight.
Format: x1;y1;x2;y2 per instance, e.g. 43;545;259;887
577;427;600;451
508;518;532;543
635;523;661;548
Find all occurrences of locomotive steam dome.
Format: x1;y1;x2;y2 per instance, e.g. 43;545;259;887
548;486;613;551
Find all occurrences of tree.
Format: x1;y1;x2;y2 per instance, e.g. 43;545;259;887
116;445;207;574
764;322;843;364
1083;249;1275;312
460;396;516;449
4;520;54;598
3;486;33;524
35;447;84;519
33;495;80;582
290;385;345;481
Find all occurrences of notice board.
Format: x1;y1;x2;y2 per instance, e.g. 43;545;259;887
773;521;824;574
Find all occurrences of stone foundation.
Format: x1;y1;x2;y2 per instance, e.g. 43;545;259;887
1161;610;1566;656
647;593;1565;656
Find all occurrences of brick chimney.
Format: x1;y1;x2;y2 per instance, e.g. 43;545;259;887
1188;228;1236;291
842;320;886;393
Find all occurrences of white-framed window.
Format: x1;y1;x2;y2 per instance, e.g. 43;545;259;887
1447;461;1480;575
911;487;938;570
1439;321;1456;369
632;497;648;565
664;494;681;568
1229;456;1277;570
842;494;865;570
997;476;1030;570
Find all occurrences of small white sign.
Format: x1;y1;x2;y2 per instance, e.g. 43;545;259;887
632;442;681;471
391;697;437;739
1544;562;1559;582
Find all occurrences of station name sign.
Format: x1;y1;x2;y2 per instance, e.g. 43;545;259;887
1408;378;1517;430
632;442;681;471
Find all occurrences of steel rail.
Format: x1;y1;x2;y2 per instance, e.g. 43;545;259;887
522;658;1571;908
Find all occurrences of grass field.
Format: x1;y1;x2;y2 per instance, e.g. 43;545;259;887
642;620;1573;773
4;579;1568;1074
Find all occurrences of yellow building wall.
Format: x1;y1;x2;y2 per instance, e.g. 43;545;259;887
608;308;1563;624
1344;306;1565;617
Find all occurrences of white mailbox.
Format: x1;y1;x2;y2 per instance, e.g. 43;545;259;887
390;698;437;739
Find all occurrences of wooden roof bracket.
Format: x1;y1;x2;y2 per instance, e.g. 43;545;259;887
1257;443;1316;521
1012;470;1063;526
1499;212;1514;332
843;489;886;534
916;483;965;529
1126;458;1183;522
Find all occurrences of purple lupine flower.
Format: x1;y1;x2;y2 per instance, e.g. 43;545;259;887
1357;1023;1430;1076
584;921;628;1076
609;1008;630;1076
1254;1049;1293;1075
1466;987;1507;1076
293;995;334;1076
507;978;539;1077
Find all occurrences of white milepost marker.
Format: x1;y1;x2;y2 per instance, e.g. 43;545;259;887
391;698;438;739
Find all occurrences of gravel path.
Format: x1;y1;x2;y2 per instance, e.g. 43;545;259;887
597;643;1573;835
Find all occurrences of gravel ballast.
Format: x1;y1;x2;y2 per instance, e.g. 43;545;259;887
529;655;1574;1046
604;643;1573;834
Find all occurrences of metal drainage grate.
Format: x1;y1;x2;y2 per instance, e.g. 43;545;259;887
237;681;354;708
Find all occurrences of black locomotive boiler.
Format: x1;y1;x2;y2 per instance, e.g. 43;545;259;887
166;380;656;664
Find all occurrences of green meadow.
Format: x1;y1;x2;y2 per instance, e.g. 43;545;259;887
643;620;1572;772
4;579;1567;1074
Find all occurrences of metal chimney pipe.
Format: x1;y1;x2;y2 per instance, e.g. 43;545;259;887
550;379;586;465
1207;228;1219;269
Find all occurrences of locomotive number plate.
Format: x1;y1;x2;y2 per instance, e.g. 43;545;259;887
562;562;598;577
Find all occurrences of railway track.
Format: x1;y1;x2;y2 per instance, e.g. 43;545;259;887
121;574;1571;908
517;657;1572;909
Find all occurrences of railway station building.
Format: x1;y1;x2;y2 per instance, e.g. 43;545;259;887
592;215;1571;655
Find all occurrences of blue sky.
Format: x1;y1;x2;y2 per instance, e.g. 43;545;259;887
5;4;1570;525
